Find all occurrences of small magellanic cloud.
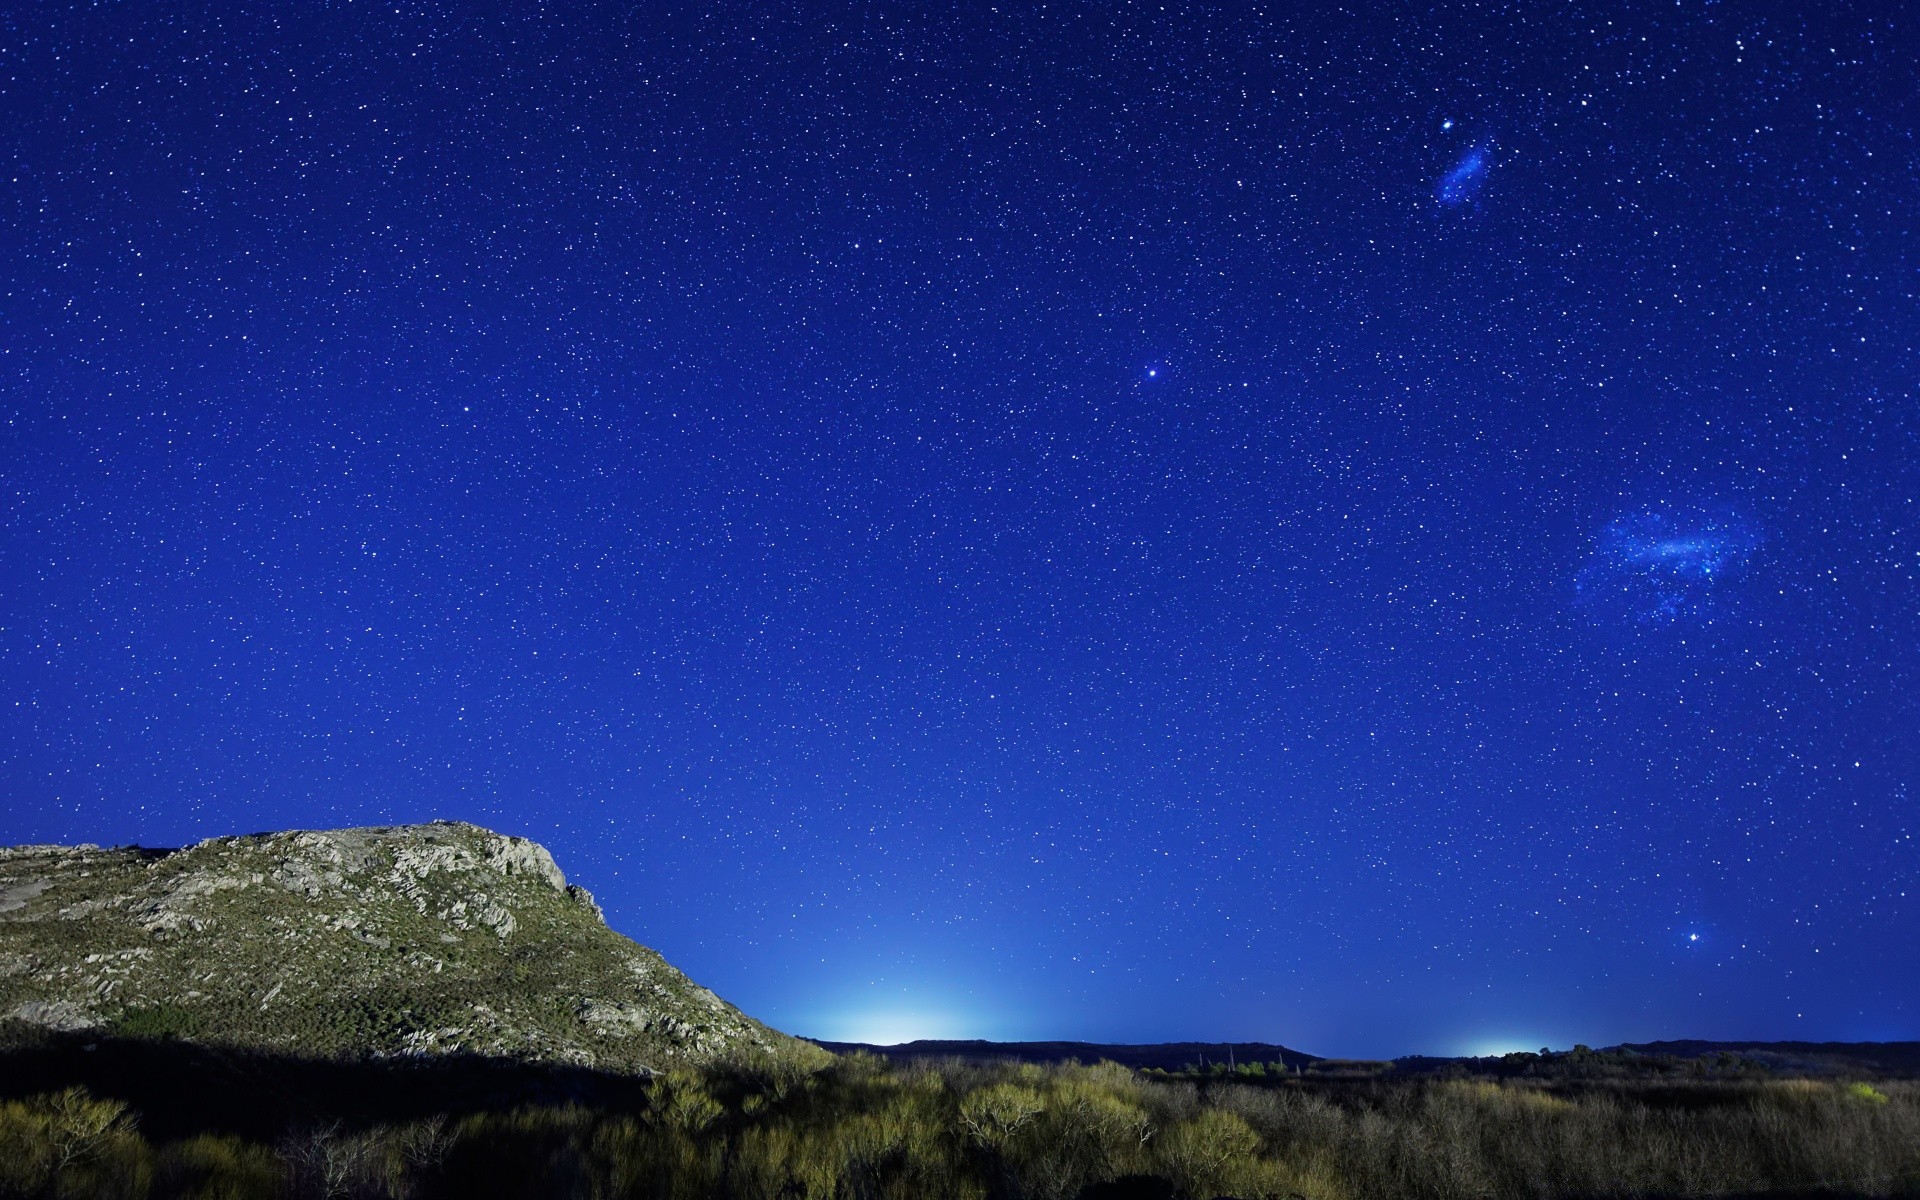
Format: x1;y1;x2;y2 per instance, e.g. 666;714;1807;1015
1436;138;1495;207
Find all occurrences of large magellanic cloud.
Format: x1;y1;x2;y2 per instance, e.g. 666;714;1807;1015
1575;507;1762;624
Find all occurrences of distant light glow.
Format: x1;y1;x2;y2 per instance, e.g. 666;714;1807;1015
815;1008;977;1046
1457;1034;1556;1058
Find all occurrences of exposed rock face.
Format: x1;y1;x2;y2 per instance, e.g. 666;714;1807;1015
0;821;814;1072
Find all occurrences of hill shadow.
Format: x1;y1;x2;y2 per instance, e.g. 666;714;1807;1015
0;1024;653;1142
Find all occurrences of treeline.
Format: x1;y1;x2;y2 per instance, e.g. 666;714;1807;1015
1147;1045;1797;1085
1483;1045;1781;1081
1142;1060;1389;1082
3;1052;1919;1199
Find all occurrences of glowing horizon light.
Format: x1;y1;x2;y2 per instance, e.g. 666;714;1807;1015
812;1007;981;1046
1457;1035;1558;1058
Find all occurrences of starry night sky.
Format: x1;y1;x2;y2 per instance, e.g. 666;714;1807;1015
2;3;1915;1058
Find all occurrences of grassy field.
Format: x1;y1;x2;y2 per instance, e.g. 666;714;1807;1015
1;1038;1917;1199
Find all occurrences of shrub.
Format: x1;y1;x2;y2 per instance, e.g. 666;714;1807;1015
0;1088;152;1200
108;1005;200;1042
1848;1081;1891;1105
157;1135;284;1200
1153;1108;1263;1199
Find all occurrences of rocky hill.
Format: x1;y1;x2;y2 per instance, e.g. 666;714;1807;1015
0;821;819;1073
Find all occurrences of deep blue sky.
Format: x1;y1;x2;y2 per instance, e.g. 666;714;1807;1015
2;2;1915;1058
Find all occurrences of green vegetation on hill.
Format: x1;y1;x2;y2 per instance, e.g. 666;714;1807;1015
0;823;819;1073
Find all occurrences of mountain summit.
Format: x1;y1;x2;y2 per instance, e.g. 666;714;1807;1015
0;821;810;1071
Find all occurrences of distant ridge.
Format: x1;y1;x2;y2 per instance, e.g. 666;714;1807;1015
1388;1040;1920;1079
809;1038;1322;1071
1618;1040;1920;1076
810;1037;1920;1078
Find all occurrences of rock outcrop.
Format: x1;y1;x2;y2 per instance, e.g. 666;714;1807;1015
0;821;816;1072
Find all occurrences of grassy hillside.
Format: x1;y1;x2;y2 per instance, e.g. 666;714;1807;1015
0;821;824;1073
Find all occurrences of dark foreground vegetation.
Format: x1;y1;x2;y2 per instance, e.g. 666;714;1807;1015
2;1032;1917;1200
